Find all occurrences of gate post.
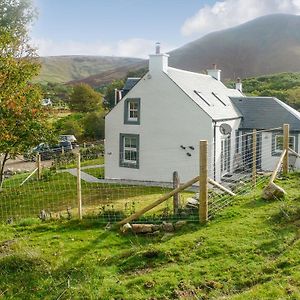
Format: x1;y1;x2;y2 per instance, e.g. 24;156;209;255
283;124;289;175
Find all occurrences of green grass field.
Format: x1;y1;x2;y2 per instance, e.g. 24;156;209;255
0;168;193;222
0;173;299;299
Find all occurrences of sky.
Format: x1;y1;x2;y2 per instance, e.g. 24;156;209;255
30;0;300;58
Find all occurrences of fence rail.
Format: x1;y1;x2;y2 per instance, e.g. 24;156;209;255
0;124;299;225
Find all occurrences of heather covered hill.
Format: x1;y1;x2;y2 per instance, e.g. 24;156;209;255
169;14;300;79
37;55;145;83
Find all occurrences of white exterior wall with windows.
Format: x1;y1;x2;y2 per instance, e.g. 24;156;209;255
105;68;213;183
105;49;243;183
261;131;300;170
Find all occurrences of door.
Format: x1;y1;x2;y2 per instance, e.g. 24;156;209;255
221;136;230;175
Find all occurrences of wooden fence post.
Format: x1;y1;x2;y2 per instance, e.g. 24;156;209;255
172;171;180;215
199;140;208;224
76;152;82;220
252;129;257;186
283;123;289;175
36;154;42;180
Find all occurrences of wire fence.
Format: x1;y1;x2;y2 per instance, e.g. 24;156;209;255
0;124;299;225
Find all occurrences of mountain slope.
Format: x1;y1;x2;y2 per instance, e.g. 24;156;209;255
169;14;300;79
37;55;145;83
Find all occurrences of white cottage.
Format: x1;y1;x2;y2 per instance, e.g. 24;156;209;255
105;46;300;183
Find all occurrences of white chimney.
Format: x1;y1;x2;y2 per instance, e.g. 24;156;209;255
149;42;169;74
235;77;242;92
207;64;221;81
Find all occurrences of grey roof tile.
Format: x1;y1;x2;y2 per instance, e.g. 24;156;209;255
230;97;300;131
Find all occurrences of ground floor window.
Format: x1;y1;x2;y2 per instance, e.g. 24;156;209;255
274;135;295;152
119;133;139;168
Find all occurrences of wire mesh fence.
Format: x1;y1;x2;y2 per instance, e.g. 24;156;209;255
0;124;298;225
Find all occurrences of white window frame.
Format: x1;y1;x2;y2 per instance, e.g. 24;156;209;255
123;136;138;164
274;135;295;152
128;101;138;122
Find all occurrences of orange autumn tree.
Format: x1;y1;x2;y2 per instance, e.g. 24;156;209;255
0;0;49;188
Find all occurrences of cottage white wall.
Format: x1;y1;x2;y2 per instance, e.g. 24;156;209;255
105;71;213;183
261;132;300;170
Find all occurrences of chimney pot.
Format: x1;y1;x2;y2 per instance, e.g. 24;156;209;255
155;42;161;54
235;77;242;92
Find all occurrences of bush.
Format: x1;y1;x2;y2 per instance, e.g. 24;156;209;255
80;145;104;161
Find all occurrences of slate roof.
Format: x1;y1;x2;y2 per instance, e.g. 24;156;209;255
123;78;140;91
166;67;242;121
230;97;300;131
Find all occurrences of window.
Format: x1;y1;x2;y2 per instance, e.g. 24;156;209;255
120;134;139;168
194;90;211;106
212;92;227;106
275;135;295;152
124;98;140;124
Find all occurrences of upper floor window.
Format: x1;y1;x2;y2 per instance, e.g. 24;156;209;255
124;98;140;124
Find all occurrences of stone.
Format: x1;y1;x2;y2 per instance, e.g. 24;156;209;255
186;198;199;208
162;222;174;232
262;182;286;200
174;220;187;230
120;223;132;233
131;224;154;234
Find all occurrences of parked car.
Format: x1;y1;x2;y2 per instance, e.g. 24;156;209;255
23;141;73;161
59;135;78;148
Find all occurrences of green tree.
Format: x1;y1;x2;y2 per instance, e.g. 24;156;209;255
69;83;103;112
103;79;124;110
83;112;105;140
0;0;49;188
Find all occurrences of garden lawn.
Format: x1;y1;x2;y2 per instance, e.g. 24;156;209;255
0;173;299;299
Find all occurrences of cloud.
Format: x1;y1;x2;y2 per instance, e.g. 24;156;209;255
30;37;175;58
181;0;300;37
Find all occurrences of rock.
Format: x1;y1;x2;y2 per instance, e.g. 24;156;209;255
186;198;199;208
120;223;132;233
131;224;154;234
162;222;174;232
174;220;187;230
262;182;286;200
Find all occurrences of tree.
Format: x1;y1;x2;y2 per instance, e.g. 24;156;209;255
103;80;124;110
69;83;103;112
83;112;105;140
0;0;49;188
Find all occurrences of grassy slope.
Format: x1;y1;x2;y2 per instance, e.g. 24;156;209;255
0;173;300;299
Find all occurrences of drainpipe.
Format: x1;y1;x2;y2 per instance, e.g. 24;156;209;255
213;121;217;181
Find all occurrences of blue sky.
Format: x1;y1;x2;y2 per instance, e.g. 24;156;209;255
30;0;300;57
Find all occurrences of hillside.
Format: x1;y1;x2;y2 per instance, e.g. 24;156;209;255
36;56;145;84
169;14;300;79
1;173;300;299
68;63;145;87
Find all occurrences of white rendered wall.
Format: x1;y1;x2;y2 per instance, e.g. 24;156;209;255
105;70;213;183
261;132;300;171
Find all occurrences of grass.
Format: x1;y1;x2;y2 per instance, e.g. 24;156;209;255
0;167;193;222
0;173;299;299
82;167;104;179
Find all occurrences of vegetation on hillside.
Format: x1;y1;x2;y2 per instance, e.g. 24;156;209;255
227;72;300;110
0;173;300;299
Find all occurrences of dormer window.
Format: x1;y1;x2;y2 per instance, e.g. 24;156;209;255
124;98;140;125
